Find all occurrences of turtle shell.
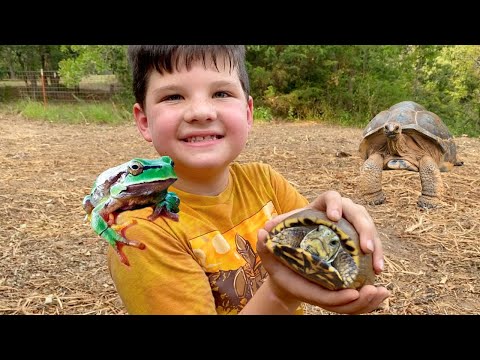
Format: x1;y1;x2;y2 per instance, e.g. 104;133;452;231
265;209;375;290
359;101;459;165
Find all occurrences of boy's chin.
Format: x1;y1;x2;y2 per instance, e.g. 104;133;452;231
180;156;236;171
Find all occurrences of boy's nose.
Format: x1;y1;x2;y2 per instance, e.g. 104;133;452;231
184;99;217;123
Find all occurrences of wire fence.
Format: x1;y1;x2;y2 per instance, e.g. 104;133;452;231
0;70;124;103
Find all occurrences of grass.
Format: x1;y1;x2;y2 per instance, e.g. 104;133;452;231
0;100;132;125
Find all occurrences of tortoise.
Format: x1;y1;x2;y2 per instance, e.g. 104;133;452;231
265;209;375;290
358;101;463;209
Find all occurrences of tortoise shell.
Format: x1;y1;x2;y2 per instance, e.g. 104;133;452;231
359;101;459;165
265;209;375;290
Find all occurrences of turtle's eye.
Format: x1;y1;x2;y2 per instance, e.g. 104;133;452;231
329;239;339;247
129;161;144;175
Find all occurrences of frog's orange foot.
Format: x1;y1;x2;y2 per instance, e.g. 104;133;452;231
114;240;146;267
103;213;117;226
113;220;146;266
115;242;130;266
119;221;146;250
111;219;140;238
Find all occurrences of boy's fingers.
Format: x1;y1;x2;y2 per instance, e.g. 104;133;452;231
307;190;343;221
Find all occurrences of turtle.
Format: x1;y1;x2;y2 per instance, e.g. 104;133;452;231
265;209;375;290
358;101;463;209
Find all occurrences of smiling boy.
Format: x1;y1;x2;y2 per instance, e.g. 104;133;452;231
107;45;389;314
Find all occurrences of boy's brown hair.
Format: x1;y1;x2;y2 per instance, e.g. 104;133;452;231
127;45;250;108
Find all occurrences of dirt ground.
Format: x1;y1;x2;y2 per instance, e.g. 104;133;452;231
1;114;478;315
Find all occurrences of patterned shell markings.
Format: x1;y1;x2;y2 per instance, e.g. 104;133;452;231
360;101;460;166
265;209;375;290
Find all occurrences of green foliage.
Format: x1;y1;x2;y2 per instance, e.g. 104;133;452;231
58;45;129;88
414;45;480;137
246;45;480;136
0;85;17;101
263;87;325;120
253;106;273;122
0;45;65;75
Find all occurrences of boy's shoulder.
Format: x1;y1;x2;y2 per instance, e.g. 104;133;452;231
230;161;275;177
229;162;291;189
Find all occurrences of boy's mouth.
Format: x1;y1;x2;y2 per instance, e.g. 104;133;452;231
183;135;223;143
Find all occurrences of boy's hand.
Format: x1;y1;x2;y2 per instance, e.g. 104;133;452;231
257;228;389;314
307;190;384;274
257;190;390;314
266;190;384;274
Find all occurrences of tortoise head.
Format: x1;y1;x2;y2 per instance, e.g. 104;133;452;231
384;121;402;139
300;225;342;264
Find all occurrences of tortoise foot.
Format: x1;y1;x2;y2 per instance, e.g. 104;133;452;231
363;192;386;205
417;195;442;209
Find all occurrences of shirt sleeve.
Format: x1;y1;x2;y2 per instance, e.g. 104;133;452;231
266;164;309;213
107;208;218;314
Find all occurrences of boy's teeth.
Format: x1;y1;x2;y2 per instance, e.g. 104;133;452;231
187;135;217;143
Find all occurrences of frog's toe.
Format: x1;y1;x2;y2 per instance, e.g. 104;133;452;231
114;242;130;266
127;239;146;249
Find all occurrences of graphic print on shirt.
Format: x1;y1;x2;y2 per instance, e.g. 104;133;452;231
190;201;276;314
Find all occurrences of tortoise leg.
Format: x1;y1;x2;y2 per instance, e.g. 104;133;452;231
417;155;444;209
358;153;386;205
333;250;358;289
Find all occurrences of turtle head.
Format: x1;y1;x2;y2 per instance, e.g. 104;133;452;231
300;225;342;263
384;121;401;139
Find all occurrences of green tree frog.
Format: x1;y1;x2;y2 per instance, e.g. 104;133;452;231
83;156;180;265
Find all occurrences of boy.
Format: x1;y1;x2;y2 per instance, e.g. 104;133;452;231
107;45;389;314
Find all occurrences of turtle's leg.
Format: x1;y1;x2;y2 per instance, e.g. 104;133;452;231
358;153;385;205
417;156;443;209
332;250;358;289
272;227;310;247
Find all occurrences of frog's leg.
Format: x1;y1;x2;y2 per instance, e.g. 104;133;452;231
149;191;180;222
90;209;145;266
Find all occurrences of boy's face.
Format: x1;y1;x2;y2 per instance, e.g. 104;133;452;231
134;56;253;177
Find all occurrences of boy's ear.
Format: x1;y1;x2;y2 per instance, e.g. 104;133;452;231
247;96;254;130
133;103;153;142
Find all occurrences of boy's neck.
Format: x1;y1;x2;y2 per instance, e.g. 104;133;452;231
173;168;230;196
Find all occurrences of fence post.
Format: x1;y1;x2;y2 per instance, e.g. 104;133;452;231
40;69;47;107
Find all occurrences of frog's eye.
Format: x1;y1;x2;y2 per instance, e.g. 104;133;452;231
129;161;144;175
170;159;175;167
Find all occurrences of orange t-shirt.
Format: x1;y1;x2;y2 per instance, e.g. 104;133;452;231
107;162;308;314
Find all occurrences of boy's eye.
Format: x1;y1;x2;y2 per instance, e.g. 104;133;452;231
163;94;183;101
213;91;229;98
